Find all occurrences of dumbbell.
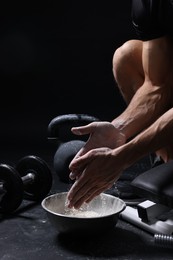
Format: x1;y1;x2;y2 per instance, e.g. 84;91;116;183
0;155;52;214
48;114;99;183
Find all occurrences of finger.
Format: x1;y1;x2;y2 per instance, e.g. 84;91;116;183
69;152;92;182
69;151;91;171
67;172;90;207
72;145;87;158
67;177;105;209
72;191;93;209
85;187;107;203
71;143;90;160
71;122;96;136
72;185;108;209
69;171;79;180
84;178;115;204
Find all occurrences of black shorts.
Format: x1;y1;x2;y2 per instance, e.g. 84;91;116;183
131;0;173;41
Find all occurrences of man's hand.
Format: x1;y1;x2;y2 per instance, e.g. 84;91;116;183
69;121;126;180
67;146;125;209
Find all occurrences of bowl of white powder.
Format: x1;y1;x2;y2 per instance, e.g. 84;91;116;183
42;192;126;235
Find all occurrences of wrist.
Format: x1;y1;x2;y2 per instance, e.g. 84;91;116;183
113;140;145;170
111;120;128;142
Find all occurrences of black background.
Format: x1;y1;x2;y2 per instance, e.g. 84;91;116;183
0;0;135;150
1;3;173;259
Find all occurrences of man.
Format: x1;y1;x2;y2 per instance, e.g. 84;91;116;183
67;0;173;209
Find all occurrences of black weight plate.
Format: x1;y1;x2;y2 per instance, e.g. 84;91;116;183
54;140;85;183
0;164;23;214
47;113;100;142
16;155;52;201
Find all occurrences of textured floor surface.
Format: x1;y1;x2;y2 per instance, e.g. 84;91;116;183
0;146;173;260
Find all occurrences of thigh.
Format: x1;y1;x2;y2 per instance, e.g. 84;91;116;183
113;40;144;104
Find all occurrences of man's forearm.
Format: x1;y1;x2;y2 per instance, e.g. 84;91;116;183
120;108;173;167
112;81;170;141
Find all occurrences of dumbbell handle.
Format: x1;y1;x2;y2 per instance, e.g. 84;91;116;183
22;172;35;185
0;172;35;203
0;172;35;191
0;183;7;203
0;182;6;194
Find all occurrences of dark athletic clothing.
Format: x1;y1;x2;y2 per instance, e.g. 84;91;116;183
132;0;173;40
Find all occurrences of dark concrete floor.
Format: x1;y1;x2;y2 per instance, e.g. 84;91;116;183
0;144;173;260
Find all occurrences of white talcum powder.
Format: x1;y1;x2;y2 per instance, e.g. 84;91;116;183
64;209;100;218
63;199;101;218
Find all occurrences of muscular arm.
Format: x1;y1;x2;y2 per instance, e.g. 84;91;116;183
112;37;173;141
67;37;173;209
120;107;173;166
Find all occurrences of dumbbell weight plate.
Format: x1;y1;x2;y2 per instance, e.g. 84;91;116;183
16;155;52;201
54;140;85;183
0;164;23;214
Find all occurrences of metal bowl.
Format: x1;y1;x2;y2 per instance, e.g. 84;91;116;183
42;192;126;235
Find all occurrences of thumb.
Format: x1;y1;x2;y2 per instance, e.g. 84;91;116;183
68;154;87;180
71;123;95;136
69;151;91;171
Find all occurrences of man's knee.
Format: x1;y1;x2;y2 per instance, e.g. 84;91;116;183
112;44;124;80
112;40;143;103
112;40;141;81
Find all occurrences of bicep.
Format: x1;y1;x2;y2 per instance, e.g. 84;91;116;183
142;37;173;86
